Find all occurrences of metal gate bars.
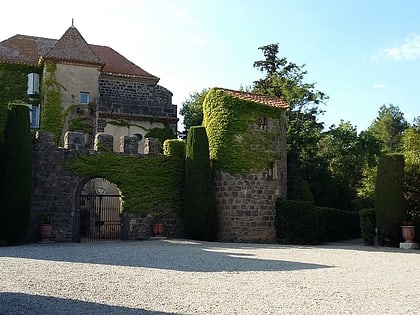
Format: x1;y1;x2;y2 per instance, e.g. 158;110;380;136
80;194;121;241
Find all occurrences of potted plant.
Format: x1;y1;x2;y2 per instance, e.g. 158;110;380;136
401;220;415;243
39;213;52;241
151;211;164;237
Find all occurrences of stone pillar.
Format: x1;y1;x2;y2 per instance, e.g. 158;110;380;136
144;137;160;155
120;136;139;155
64;132;86;150
94;133;114;152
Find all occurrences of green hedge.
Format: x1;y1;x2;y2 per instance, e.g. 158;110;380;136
316;207;360;242
184;126;217;240
359;208;376;245
275;199;319;244
0;104;32;244
163;139;185;159
375;154;405;246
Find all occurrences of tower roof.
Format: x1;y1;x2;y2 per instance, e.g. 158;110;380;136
44;26;102;65
215;88;289;109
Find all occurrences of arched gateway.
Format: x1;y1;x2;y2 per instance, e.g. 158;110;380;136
75;176;122;242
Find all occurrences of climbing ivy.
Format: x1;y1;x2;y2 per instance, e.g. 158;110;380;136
40;62;63;143
202;88;285;174
0;64;41;143
68;151;185;214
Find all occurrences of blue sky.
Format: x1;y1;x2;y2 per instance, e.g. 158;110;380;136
2;0;419;132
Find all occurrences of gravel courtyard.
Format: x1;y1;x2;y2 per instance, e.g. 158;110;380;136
1;239;419;314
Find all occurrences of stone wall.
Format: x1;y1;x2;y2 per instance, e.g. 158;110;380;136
214;172;283;243
30;131;79;242
98;76;177;119
29;131;183;243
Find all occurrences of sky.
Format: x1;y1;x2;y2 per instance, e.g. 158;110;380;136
1;0;419;132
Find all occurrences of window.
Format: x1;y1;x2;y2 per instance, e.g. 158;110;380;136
28;105;40;129
27;73;40;95
80;92;89;105
259;117;267;130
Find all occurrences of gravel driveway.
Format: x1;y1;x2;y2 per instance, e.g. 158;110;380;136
1;239;419;314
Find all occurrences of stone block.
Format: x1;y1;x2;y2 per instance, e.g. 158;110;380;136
399;242;419;249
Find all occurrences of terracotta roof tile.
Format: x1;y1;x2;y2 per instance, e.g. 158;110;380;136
0;35;56;65
45;26;102;65
0;27;159;83
215;87;289;109
90;44;159;84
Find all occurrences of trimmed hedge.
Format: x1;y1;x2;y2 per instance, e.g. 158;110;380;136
359;208;376;245
275;199;319;244
184;126;217;240
163;139;185;159
0;104;32;243
316;207;360;242
375;154;405;246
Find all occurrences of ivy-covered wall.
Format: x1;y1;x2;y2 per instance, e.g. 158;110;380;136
0;63;41;142
68;151;185;214
202;88;287;242
203;88;286;174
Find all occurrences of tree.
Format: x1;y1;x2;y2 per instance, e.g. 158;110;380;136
252;43;328;199
0;104;32;243
316;121;382;210
368;104;408;153
179;88;209;138
184;126;217;240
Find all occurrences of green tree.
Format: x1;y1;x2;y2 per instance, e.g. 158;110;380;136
184;126;217;240
0;104;32;243
316;121;361;209
316;121;382;210
252;43;328;199
179;88;208;138
368;104;408;153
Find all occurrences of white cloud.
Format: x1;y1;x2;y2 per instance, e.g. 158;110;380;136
377;33;420;61
373;83;386;89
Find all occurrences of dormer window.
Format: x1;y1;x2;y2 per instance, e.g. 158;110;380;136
259;117;267;130
80;92;89;105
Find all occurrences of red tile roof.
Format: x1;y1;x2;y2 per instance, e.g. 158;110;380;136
90;45;159;84
0;35;55;65
215;88;289;109
0;26;159;83
45;26;102;65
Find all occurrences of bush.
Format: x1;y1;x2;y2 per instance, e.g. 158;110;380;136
316;207;360;242
359;208;376;245
184;126;217;240
287;178;314;204
0;104;32;243
163;139;185;159
375;154;405;246
275;199;318;244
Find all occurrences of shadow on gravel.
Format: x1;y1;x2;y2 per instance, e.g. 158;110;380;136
0;240;330;272
0;292;172;315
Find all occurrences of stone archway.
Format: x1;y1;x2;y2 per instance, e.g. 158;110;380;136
74;176;122;242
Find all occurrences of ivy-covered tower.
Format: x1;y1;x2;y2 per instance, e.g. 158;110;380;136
203;88;288;242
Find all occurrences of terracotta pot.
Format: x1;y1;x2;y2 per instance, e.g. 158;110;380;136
39;224;52;241
153;223;164;236
401;225;415;243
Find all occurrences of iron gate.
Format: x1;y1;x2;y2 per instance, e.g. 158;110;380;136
80;194;121;241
